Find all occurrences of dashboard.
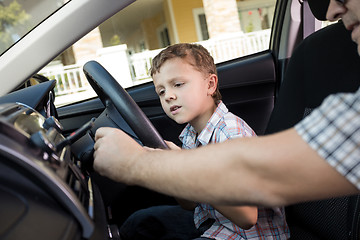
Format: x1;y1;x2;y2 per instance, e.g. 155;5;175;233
0;73;173;240
0;80;110;240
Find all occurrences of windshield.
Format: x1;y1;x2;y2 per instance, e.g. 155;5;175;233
0;0;67;55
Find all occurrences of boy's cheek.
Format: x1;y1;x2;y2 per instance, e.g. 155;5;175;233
160;101;167;110
160;103;171;117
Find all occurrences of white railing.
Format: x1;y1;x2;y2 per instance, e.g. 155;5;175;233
40;29;271;106
129;29;271;81
39;64;91;96
200;29;271;63
129;48;163;81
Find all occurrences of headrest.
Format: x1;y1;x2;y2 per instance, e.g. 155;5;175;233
308;0;330;21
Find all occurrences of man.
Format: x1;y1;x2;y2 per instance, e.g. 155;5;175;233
93;0;360;207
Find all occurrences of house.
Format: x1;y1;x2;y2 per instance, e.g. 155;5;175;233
73;0;275;64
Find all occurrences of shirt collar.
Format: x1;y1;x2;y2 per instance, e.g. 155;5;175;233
179;101;228;148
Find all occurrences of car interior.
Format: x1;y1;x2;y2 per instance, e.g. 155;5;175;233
265;20;360;240
0;0;360;239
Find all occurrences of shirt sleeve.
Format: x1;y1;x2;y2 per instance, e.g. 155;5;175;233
295;87;360;189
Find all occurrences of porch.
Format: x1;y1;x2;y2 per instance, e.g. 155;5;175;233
39;29;271;106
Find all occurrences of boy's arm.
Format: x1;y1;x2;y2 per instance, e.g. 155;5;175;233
206;129;257;229
213;205;258;230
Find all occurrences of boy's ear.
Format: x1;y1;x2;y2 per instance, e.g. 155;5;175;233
207;74;218;95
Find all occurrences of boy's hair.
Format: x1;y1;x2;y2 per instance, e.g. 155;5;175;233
150;43;222;103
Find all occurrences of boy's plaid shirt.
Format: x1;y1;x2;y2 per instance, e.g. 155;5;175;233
179;101;290;240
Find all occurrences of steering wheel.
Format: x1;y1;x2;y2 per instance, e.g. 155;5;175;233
83;60;168;149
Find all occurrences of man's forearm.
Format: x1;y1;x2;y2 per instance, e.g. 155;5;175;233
127;128;357;206
94;127;358;207
129;136;277;206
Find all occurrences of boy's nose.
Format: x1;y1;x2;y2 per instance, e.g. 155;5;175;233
165;91;176;101
326;0;346;21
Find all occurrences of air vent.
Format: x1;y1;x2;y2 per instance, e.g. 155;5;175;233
66;166;89;209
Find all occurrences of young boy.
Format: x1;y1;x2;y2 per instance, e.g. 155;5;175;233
120;43;290;240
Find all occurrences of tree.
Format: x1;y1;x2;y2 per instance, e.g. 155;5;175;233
0;1;30;52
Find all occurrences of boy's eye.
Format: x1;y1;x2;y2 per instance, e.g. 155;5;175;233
157;89;165;96
174;82;184;87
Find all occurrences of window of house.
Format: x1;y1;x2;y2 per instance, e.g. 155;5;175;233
193;8;209;41
157;25;170;48
237;2;275;33
139;41;146;51
198;14;210;41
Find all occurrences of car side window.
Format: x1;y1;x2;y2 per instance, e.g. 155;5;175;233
39;0;278;107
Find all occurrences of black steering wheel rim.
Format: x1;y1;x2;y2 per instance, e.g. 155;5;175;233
83;60;167;149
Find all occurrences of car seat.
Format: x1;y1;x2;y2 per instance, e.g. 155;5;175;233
265;21;360;239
